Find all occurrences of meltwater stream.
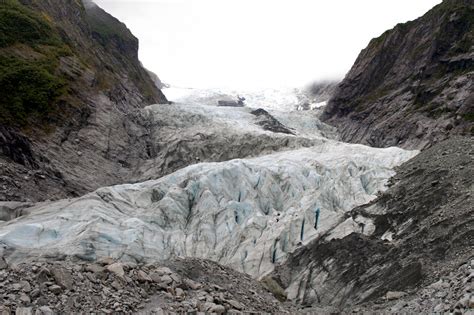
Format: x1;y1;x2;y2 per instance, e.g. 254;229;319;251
0;87;418;278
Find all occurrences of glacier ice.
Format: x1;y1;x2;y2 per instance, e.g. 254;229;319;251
0;140;417;277
0;87;419;279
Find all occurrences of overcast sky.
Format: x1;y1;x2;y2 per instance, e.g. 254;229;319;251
94;0;441;89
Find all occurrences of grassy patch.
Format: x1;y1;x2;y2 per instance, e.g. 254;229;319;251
0;0;62;48
462;113;474;122
0;56;66;126
0;0;72;127
85;5;133;49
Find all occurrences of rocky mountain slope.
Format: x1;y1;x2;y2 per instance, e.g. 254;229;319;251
0;0;168;202
322;0;473;149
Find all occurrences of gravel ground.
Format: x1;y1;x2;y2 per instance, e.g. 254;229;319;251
0;257;288;314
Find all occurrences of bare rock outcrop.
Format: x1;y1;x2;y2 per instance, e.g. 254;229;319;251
322;0;473;149
0;0;169;202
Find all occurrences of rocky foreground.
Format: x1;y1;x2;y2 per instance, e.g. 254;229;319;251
0;256;472;314
0;258;287;314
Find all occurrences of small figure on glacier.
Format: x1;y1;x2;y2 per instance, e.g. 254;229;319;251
314;207;320;229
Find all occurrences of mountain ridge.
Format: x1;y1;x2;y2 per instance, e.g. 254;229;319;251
322;0;473;149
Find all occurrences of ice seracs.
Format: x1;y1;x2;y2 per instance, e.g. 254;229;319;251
0;140;418;277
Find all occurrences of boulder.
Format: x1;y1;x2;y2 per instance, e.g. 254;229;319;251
107;263;125;279
136;270;152;282
51;266;73;290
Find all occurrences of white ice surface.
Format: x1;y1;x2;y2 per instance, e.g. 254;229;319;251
0;141;417;277
159;87;338;140
163;86;306;112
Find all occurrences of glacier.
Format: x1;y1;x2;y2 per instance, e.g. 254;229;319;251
0;142;417;277
0;87;418;279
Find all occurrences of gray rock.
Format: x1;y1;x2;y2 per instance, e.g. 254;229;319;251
209;303;226;313
136;270;152;282
175;288;184;298
227;299;243;310
49;285;62;295
19;293;31;304
16;307;33;315
85;264;105;274
30;289;40;298
35;306;53;315
111;280;122;290
154;267;173;276
160;275;173;285
36;268;50;283
12;283;23;291
19;281;31;293
458;295;470;308
0;257;7;270
169;273;181;284
51;266;73;290
434;303;445;312
184;279;202;290
107;263;125;279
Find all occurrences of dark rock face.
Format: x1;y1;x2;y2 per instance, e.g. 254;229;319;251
307;81;338;102
322;0;474;149
270;137;473;310
0;0;168;201
0;126;36;168
251;109;295;135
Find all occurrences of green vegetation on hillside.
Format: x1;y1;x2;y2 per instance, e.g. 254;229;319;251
84;4;133;49
0;0;70;127
0;0;61;47
0;56;65;125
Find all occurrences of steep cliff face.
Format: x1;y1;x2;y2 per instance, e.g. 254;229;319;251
0;0;168;201
322;0;473;149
